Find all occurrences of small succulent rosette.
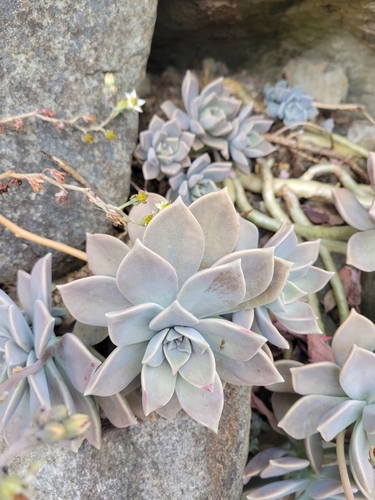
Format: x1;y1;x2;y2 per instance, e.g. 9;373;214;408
134;115;195;180
161;70;241;153
278;309;375;498
167;153;232;205
264;80;318;125
233;220;332;348
0;254;136;451
224;103;275;175
59;190;293;431
332;152;375;272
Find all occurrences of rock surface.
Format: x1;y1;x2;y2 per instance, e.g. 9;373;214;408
0;0;157;282
0;385;251;500
347;120;375;151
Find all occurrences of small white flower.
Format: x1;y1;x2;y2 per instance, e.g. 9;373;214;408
125;89;146;113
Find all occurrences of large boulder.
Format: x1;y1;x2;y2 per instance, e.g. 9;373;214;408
0;0;157;282
0;385;251;500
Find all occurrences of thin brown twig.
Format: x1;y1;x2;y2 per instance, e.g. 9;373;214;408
313;101;375;126
42;151;91;188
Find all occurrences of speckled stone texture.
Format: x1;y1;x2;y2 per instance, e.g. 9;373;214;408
0;385;251;500
0;0;157;282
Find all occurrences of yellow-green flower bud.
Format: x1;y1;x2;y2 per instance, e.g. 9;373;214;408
0;474;28;500
39;421;66;444
62;414;91;440
50;405;69;422
104;73;115;88
136;191;148;203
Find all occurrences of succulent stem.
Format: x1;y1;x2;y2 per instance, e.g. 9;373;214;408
260;159;291;223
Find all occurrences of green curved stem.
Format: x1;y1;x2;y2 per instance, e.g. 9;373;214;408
260;160;291;223
336;430;355;500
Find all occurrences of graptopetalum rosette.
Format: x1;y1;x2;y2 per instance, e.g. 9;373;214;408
59;190;291;431
0;254;136;451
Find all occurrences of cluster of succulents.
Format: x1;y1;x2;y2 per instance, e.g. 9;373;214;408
333;152;375;271
264;80;318;125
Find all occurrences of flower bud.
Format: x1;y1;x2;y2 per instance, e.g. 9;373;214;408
38;422;66;444
104;73;115;88
62;414;91;440
50;405;69;422
369;446;375;469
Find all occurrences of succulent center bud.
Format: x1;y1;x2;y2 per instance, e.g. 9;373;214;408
157;137;179;156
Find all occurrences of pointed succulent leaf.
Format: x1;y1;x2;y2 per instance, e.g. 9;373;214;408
155;392;182;420
149;300;199;330
264;223;298;258
30;253;52;312
96;392;137;427
33;300;55;358
128;192;168;244
261;457;310;478
175;372;224;432
164;343;191;375
332;188;375;230
17;270;32;319
267;360;303;393
86;233;130;277
178;348;216;390
304;433;324;476
44;358;76;415
182;70;200;115
85;342;148;397
3;383;31;445
58;276;131;327
178;260;246;318
271;392;300;424
234;215;259;251
189;189;240;269
340;345;375;400
243;448;287;483
292;267;333;294
291;363;345;397
117;240;178;307
27;350;51;407
4;340;28;368
142;329;168;367
278;395;349;440
196;318;265;361
347;230;375;272
143;197;205;286
308;479;347;499
72;322;108;346
106;303;163;346
246;479;310;500
142;360;176;415
8;304;33;352
349;420;374;496
363;404;375;435
317;399;366;442
252;307;290;349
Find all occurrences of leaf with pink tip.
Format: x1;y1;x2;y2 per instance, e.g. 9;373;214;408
196;317;265;361
332;188;375;230
178;260;246;318
349;420;374;496
347;229;375;271
178;348;216;389
86;234;130;277
189;189;239;269
176;372;224;432
106;303;163;347
84;342;148;397
291;362;345;397
246;479;310;500
142;197;205;287
261;457;310;478
317;399;366;442
155;392;182;421
278;395;348;440
33;300;55;358
58;277;131;327
141;360;177;415
340;345;375;400
116;240;178;307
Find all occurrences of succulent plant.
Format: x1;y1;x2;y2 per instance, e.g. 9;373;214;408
58;190;292;431
278;309;375;498
161;70;242;153
264;80;318;125
224;103;275;175
233;220;333;348
134;115;195;180
0;254;136;450
167;153;232;205
332;152;375;272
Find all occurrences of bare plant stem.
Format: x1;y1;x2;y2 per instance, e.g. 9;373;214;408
0;214;87;261
336;429;355;500
260;159;291;223
313;101;375;128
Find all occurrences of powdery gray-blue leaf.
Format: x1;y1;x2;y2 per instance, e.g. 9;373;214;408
340;345;375;401
261;457;310;479
141;360;176;415
317;399;366;442
86;233;130;277
347;229;375;272
290;362;345;397
178;348;216;390
332;188;375;231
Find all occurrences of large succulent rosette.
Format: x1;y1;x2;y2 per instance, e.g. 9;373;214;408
161;70;241;153
134;115;195;180
332;152;375;272
233;220;332;348
0;254;136;450
59;190;291;431
278;310;375;498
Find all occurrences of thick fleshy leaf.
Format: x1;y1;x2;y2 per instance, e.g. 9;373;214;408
340;345;375;400
178;348;216;389
317;399;366;442
332;309;375;368
4;339;28;368
66;387;102;449
128;192;168;244
164;343;191;375
267;360;303;393
54;333;101;393
308;479;347;499
58;277;131;327
142;197;205;287
72;322;108;346
332;188;375;230
189;189;240;268
30;253;52;312
33;300;55;358
106;303;163;347
196;318;265;361
182;70;199;115
265;223;297;258
232;309;254;330
142;329;168;367
261;457;310;478
142;360;176;415
274;301;322;334
363;404;375;435
245;479;310;500
1;379;27;429
234;215;259;251
149;300;199;330
347;230;375;272
44;358;76;415
271;392;300;423
155;392;182;420
305;433;323;475
26;350;51;407
86;233;129;277
252;307;289;349
291;362;345;397
84;342;148;397
17;270;32;320
116;240;178;307
243;448;287;483
176;372;224;432
292;267;333;294
349;420;374;495
178;260;246;317
278;395;348;440
3;383;31;445
8;304;33;352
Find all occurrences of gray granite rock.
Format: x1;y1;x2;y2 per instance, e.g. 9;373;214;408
0;0;157;282
0;385;251;500
347;120;375;151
